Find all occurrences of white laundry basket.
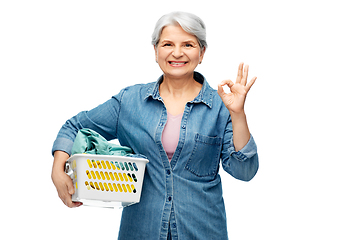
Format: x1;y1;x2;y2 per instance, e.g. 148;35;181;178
65;154;149;208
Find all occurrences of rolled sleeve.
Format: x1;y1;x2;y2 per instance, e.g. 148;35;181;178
222;134;259;181
227;134;257;162
52;137;74;156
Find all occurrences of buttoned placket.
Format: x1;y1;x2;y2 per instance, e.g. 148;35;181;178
167;105;193;240
153;97;174;239
155;96;195;240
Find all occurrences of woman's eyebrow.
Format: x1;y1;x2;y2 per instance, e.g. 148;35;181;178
183;40;197;44
160;39;197;44
160;39;173;43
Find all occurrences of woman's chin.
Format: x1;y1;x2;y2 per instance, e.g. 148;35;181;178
163;69;193;79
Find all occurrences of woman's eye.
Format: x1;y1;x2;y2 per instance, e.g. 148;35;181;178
163;43;172;47
185;43;193;48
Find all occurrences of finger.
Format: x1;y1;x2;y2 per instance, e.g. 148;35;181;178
217;83;226;98
61;188;82;208
59;176;76;207
67;199;82;208
58;188;71;207
73;202;83;207
218;80;234;99
236;62;244;84
218;80;234;91
219;79;234;87
64;194;77;208
67;180;75;195
241;64;249;86
63;173;75;195
245;76;257;92
217;83;223;94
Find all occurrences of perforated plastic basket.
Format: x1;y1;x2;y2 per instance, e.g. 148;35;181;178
65;154;149;208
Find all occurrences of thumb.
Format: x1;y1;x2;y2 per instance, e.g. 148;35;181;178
218;80;233;97
217;83;224;96
66;176;75;195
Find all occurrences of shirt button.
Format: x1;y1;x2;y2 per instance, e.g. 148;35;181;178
181;125;186;129
166;170;171;175
168;196;172;202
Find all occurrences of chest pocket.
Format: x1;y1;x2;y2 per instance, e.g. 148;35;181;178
185;133;222;177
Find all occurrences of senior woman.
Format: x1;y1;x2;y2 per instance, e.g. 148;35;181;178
52;11;258;240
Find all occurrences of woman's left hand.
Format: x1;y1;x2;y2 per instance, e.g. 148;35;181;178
217;62;257;114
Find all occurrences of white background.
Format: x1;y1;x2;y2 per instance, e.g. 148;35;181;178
1;0;338;239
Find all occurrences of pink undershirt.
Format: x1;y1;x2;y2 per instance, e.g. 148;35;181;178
161;112;184;161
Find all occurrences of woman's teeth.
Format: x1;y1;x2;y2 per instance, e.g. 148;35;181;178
169;62;186;65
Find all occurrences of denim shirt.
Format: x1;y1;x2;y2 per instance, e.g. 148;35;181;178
52;72;259;240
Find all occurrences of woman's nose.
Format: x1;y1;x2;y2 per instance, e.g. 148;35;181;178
172;46;183;58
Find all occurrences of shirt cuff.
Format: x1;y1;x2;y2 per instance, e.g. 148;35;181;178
52;137;74;156
227;134;257;162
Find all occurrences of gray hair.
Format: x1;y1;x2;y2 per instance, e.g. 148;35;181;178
151;11;207;50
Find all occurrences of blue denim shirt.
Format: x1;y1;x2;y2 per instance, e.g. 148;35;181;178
52;72;259;240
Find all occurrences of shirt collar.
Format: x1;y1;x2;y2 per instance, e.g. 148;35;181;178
144;72;213;108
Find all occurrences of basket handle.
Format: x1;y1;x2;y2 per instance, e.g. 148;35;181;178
64;162;74;178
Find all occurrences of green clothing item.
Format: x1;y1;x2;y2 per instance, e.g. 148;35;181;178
71;128;133;156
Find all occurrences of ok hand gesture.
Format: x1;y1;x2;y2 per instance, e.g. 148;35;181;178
217;63;257;114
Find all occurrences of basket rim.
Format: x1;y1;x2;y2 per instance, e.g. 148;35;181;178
68;153;149;164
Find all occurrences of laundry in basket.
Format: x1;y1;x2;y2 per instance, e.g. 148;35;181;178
71;128;134;156
65;129;149;208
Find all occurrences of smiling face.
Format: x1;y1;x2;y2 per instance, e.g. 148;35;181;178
155;24;205;80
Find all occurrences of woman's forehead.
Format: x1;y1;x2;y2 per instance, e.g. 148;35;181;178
159;25;198;43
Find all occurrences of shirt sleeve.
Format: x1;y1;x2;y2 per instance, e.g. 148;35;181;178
220;115;259;181
51;89;125;156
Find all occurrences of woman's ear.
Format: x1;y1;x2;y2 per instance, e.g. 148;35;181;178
154;45;158;63
199;46;206;64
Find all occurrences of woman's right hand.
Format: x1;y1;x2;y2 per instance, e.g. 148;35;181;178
51;151;82;208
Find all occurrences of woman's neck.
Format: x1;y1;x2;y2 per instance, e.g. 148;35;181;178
159;73;202;116
160;73;201;99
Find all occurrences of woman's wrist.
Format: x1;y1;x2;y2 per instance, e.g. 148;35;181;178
230;110;251;151
229;109;246;119
52;151;70;172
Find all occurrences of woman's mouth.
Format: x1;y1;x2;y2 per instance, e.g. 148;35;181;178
168;61;188;67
